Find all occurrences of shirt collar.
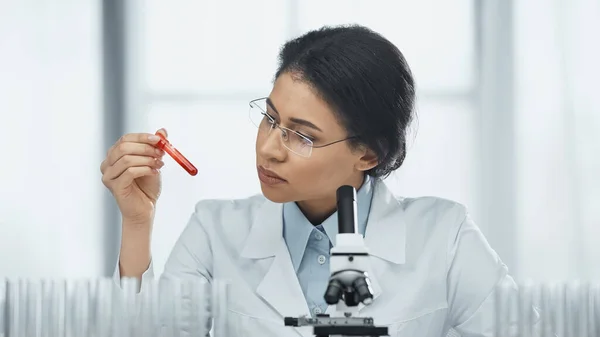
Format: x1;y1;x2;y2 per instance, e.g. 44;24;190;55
282;175;375;272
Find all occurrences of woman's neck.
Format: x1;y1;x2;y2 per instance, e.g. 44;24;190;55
296;175;365;225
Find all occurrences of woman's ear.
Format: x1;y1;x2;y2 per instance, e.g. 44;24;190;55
355;148;379;172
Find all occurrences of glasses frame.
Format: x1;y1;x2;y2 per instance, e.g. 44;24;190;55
249;97;358;158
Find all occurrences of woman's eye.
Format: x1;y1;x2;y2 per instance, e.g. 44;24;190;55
267;113;279;123
262;113;275;123
298;133;315;142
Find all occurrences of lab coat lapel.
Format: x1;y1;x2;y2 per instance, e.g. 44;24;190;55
240;199;311;336
359;180;407;313
365;179;407;264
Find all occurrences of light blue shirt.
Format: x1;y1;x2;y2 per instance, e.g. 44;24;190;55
282;176;374;316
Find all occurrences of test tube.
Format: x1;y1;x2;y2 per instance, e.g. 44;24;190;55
73;280;90;337
212;280;230;337
93;278;114;337
494;278;514;337
1;279;6;337
24;279;41;337
517;280;535;337
157;277;174;337
568;281;589;337
116;277;139;337
17;279;28;336
171;278;183;337
589;283;600;337
139;280;158;337
192;278;210;337
154;132;198;176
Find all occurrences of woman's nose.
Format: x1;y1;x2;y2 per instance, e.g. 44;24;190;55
258;127;286;162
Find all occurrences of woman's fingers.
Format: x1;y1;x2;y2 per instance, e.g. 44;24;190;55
103;155;164;181
106;142;164;168
111;166;159;191
99;131;167;174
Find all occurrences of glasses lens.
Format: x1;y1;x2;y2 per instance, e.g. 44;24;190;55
249;98;313;158
249;99;269;128
285;131;313;158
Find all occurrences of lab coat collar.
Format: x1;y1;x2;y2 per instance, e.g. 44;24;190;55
364;178;407;265
241;178;406;263
240;199;283;259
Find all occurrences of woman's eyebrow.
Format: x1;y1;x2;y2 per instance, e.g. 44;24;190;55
289;117;322;132
266;97;323;132
266;98;281;115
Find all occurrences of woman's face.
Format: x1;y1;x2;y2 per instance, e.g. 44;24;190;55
255;72;374;204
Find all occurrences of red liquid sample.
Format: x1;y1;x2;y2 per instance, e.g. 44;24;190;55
155;132;198;176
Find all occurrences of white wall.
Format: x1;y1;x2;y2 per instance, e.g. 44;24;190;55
514;0;600;281
0;0;105;278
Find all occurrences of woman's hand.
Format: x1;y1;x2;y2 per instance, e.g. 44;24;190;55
100;129;168;227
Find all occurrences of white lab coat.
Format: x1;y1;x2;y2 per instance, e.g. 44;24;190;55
114;179;523;337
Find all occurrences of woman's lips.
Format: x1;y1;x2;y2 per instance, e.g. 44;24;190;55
257;166;287;185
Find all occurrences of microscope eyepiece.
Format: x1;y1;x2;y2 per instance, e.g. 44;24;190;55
336;185;358;234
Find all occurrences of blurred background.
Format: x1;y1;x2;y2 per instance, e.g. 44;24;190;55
0;0;598;283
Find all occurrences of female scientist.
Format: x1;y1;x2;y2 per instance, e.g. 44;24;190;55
100;25;520;337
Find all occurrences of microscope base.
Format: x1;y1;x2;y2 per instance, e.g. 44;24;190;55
284;315;389;337
313;325;388;337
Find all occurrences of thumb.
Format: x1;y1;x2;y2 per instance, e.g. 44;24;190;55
156;128;168;138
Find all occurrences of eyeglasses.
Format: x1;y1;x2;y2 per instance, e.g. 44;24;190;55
249;97;358;158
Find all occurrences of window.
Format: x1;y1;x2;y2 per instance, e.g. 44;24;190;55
0;0;104;277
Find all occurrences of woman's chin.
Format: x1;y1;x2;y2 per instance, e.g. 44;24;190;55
260;184;293;203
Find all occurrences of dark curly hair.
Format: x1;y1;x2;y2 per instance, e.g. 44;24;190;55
275;24;416;178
